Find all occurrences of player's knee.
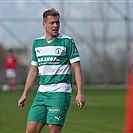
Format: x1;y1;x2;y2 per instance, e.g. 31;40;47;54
26;125;41;133
26;121;44;133
26;128;35;133
26;128;40;133
48;124;62;133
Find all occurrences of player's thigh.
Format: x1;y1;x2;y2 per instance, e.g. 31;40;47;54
28;92;47;124
46;92;71;126
26;121;44;133
48;124;62;133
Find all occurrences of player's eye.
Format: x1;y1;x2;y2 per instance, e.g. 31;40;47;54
56;21;60;25
50;21;60;25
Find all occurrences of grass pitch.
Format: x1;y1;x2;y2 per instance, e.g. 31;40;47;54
0;87;126;133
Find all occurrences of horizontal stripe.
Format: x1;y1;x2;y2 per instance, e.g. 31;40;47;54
35;46;66;57
70;57;80;64
39;74;72;85
38;83;72;93
38;64;71;75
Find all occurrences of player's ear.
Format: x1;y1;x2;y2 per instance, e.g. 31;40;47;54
42;22;46;28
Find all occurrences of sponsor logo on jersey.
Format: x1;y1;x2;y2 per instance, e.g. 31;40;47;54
55;116;61;121
38;57;57;62
74;46;78;53
37;49;41;53
38;57;60;65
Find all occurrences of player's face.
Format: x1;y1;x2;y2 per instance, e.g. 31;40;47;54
43;15;60;38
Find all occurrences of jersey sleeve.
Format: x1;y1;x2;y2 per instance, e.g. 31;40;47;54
31;40;38;66
67;39;80;64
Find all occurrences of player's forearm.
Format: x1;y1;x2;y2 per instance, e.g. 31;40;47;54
75;68;84;94
74;65;85;108
73;62;84;94
23;66;38;96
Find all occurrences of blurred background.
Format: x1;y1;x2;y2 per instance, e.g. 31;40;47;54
0;0;132;86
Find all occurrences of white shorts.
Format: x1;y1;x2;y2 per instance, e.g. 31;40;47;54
6;69;17;78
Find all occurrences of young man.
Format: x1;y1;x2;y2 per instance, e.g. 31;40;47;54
5;49;17;91
18;8;85;133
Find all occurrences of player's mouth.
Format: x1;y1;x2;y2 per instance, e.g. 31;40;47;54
52;29;59;32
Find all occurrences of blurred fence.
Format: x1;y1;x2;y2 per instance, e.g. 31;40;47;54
0;1;132;85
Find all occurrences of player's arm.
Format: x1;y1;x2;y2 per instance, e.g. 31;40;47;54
18;65;38;107
72;61;85;108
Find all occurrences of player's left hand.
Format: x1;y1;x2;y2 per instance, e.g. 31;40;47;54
18;94;27;107
76;93;85;108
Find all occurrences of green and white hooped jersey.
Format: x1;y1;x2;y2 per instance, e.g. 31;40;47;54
31;33;80;93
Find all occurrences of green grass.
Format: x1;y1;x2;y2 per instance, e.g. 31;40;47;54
0;87;126;133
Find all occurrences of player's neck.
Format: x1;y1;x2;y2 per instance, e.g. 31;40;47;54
46;33;59;42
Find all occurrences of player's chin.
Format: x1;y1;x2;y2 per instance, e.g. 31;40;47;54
52;31;59;36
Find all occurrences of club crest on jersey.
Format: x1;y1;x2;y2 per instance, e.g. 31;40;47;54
55;47;66;55
55;48;62;54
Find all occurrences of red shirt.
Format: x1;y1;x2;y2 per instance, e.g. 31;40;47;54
5;54;17;70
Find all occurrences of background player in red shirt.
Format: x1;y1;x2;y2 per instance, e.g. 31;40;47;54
5;49;17;91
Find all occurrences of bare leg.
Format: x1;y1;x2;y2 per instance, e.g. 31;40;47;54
9;77;16;91
48;124;62;133
26;121;44;133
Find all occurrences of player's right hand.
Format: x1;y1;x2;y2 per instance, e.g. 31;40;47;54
18;95;27;107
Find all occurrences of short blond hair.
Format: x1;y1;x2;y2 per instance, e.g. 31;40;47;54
43;8;60;21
